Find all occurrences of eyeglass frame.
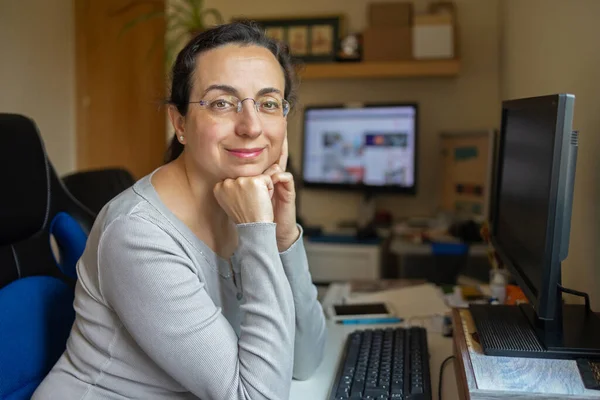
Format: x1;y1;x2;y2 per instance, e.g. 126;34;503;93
186;96;291;118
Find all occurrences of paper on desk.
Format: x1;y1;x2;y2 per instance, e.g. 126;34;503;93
347;283;449;318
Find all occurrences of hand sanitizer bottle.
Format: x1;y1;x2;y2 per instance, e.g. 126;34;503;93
489;269;508;304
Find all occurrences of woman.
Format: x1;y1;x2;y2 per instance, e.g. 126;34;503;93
33;21;326;400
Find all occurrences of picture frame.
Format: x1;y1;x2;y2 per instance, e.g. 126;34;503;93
239;16;343;63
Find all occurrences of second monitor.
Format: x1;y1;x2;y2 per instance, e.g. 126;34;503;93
301;103;418;194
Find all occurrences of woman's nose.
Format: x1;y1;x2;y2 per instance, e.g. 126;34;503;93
234;102;263;138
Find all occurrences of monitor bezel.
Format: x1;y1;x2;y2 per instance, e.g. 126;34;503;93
490;93;574;321
300;102;419;194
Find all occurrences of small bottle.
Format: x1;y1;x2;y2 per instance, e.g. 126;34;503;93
489;269;508;304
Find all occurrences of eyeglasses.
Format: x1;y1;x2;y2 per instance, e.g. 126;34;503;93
188;95;290;118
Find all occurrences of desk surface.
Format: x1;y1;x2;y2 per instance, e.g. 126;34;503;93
452;308;600;399
290;282;460;399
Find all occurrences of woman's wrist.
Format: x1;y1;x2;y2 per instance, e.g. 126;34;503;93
277;225;301;252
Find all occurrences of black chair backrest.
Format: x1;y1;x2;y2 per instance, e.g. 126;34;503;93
0;113;96;289
62;168;136;215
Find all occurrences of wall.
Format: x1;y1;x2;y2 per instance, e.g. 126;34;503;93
192;0;502;230
501;0;600;307
0;0;76;175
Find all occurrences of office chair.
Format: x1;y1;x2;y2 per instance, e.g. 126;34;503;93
62;167;136;215
0;113;96;400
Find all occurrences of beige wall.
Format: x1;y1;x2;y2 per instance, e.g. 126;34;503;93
0;0;76;175
501;0;600;307
197;0;501;230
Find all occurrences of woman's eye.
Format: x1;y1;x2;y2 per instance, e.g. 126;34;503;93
261;101;280;110
211;100;233;109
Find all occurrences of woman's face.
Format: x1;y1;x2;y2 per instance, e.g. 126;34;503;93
178;44;288;181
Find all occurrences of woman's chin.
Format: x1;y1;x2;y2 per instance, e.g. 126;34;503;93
226;164;269;179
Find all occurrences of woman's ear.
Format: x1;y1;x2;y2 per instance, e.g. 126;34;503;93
167;105;185;135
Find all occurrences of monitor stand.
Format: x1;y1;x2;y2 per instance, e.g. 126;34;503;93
470;302;600;359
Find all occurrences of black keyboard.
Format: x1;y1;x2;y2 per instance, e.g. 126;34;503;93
330;327;431;400
576;358;600;390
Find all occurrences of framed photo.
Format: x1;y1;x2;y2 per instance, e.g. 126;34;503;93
310;25;334;55
288;26;309;56
265;26;285;42
239;15;343;63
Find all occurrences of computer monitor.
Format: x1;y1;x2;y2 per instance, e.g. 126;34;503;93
493;93;577;320
470;93;600;359
301;103;418;194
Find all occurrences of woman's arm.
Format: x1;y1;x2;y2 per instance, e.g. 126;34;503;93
279;225;327;380
99;215;295;400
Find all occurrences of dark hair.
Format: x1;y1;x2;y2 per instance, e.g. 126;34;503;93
164;21;298;163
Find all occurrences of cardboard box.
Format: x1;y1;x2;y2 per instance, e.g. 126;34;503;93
369;2;413;27
363;27;412;61
413;13;454;59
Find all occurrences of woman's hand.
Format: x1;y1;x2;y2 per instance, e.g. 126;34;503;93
264;135;300;251
213;175;275;224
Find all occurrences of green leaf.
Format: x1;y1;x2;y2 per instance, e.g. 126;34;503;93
200;8;223;26
168;1;192;19
189;0;203;28
166;11;193;30
118;10;165;38
188;0;203;13
166;22;185;38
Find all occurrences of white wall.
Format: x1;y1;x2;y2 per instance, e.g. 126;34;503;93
0;0;76;175
501;0;600;307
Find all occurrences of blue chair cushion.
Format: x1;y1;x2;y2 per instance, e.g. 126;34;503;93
49;212;87;280
0;276;75;399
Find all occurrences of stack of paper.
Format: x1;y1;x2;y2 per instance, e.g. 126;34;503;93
347;283;449;319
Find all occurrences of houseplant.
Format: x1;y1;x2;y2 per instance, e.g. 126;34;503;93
111;0;223;68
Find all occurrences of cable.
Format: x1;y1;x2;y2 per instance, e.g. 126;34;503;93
558;284;591;312
438;355;455;400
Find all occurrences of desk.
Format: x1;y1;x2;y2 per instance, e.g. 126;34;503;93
290;281;460;399
452;308;600;399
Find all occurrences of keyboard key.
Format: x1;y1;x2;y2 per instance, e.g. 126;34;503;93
364;387;388;397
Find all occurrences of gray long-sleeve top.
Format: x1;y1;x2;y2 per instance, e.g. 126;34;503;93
32;172;326;400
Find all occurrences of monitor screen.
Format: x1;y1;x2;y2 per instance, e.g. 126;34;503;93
494;105;558;299
301;104;417;193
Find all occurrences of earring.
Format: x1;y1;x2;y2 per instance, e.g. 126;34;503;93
179;135;184;143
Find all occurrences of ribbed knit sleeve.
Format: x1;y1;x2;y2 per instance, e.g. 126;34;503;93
279;226;326;380
98;215;295;400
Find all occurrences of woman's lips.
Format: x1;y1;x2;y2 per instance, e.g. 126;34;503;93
226;148;265;159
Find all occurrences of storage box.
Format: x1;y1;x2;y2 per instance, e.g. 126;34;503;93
304;240;381;282
363;27;412;61
413;13;454;59
369;2;413;27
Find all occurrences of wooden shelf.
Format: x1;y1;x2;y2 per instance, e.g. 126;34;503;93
298;59;460;80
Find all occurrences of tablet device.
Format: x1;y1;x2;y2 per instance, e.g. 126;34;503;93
327;302;395;321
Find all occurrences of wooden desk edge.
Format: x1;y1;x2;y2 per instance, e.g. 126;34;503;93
452;308;477;400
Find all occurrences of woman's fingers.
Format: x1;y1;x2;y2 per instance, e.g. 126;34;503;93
271;171;293;186
278;134;288;171
263;163;283;177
